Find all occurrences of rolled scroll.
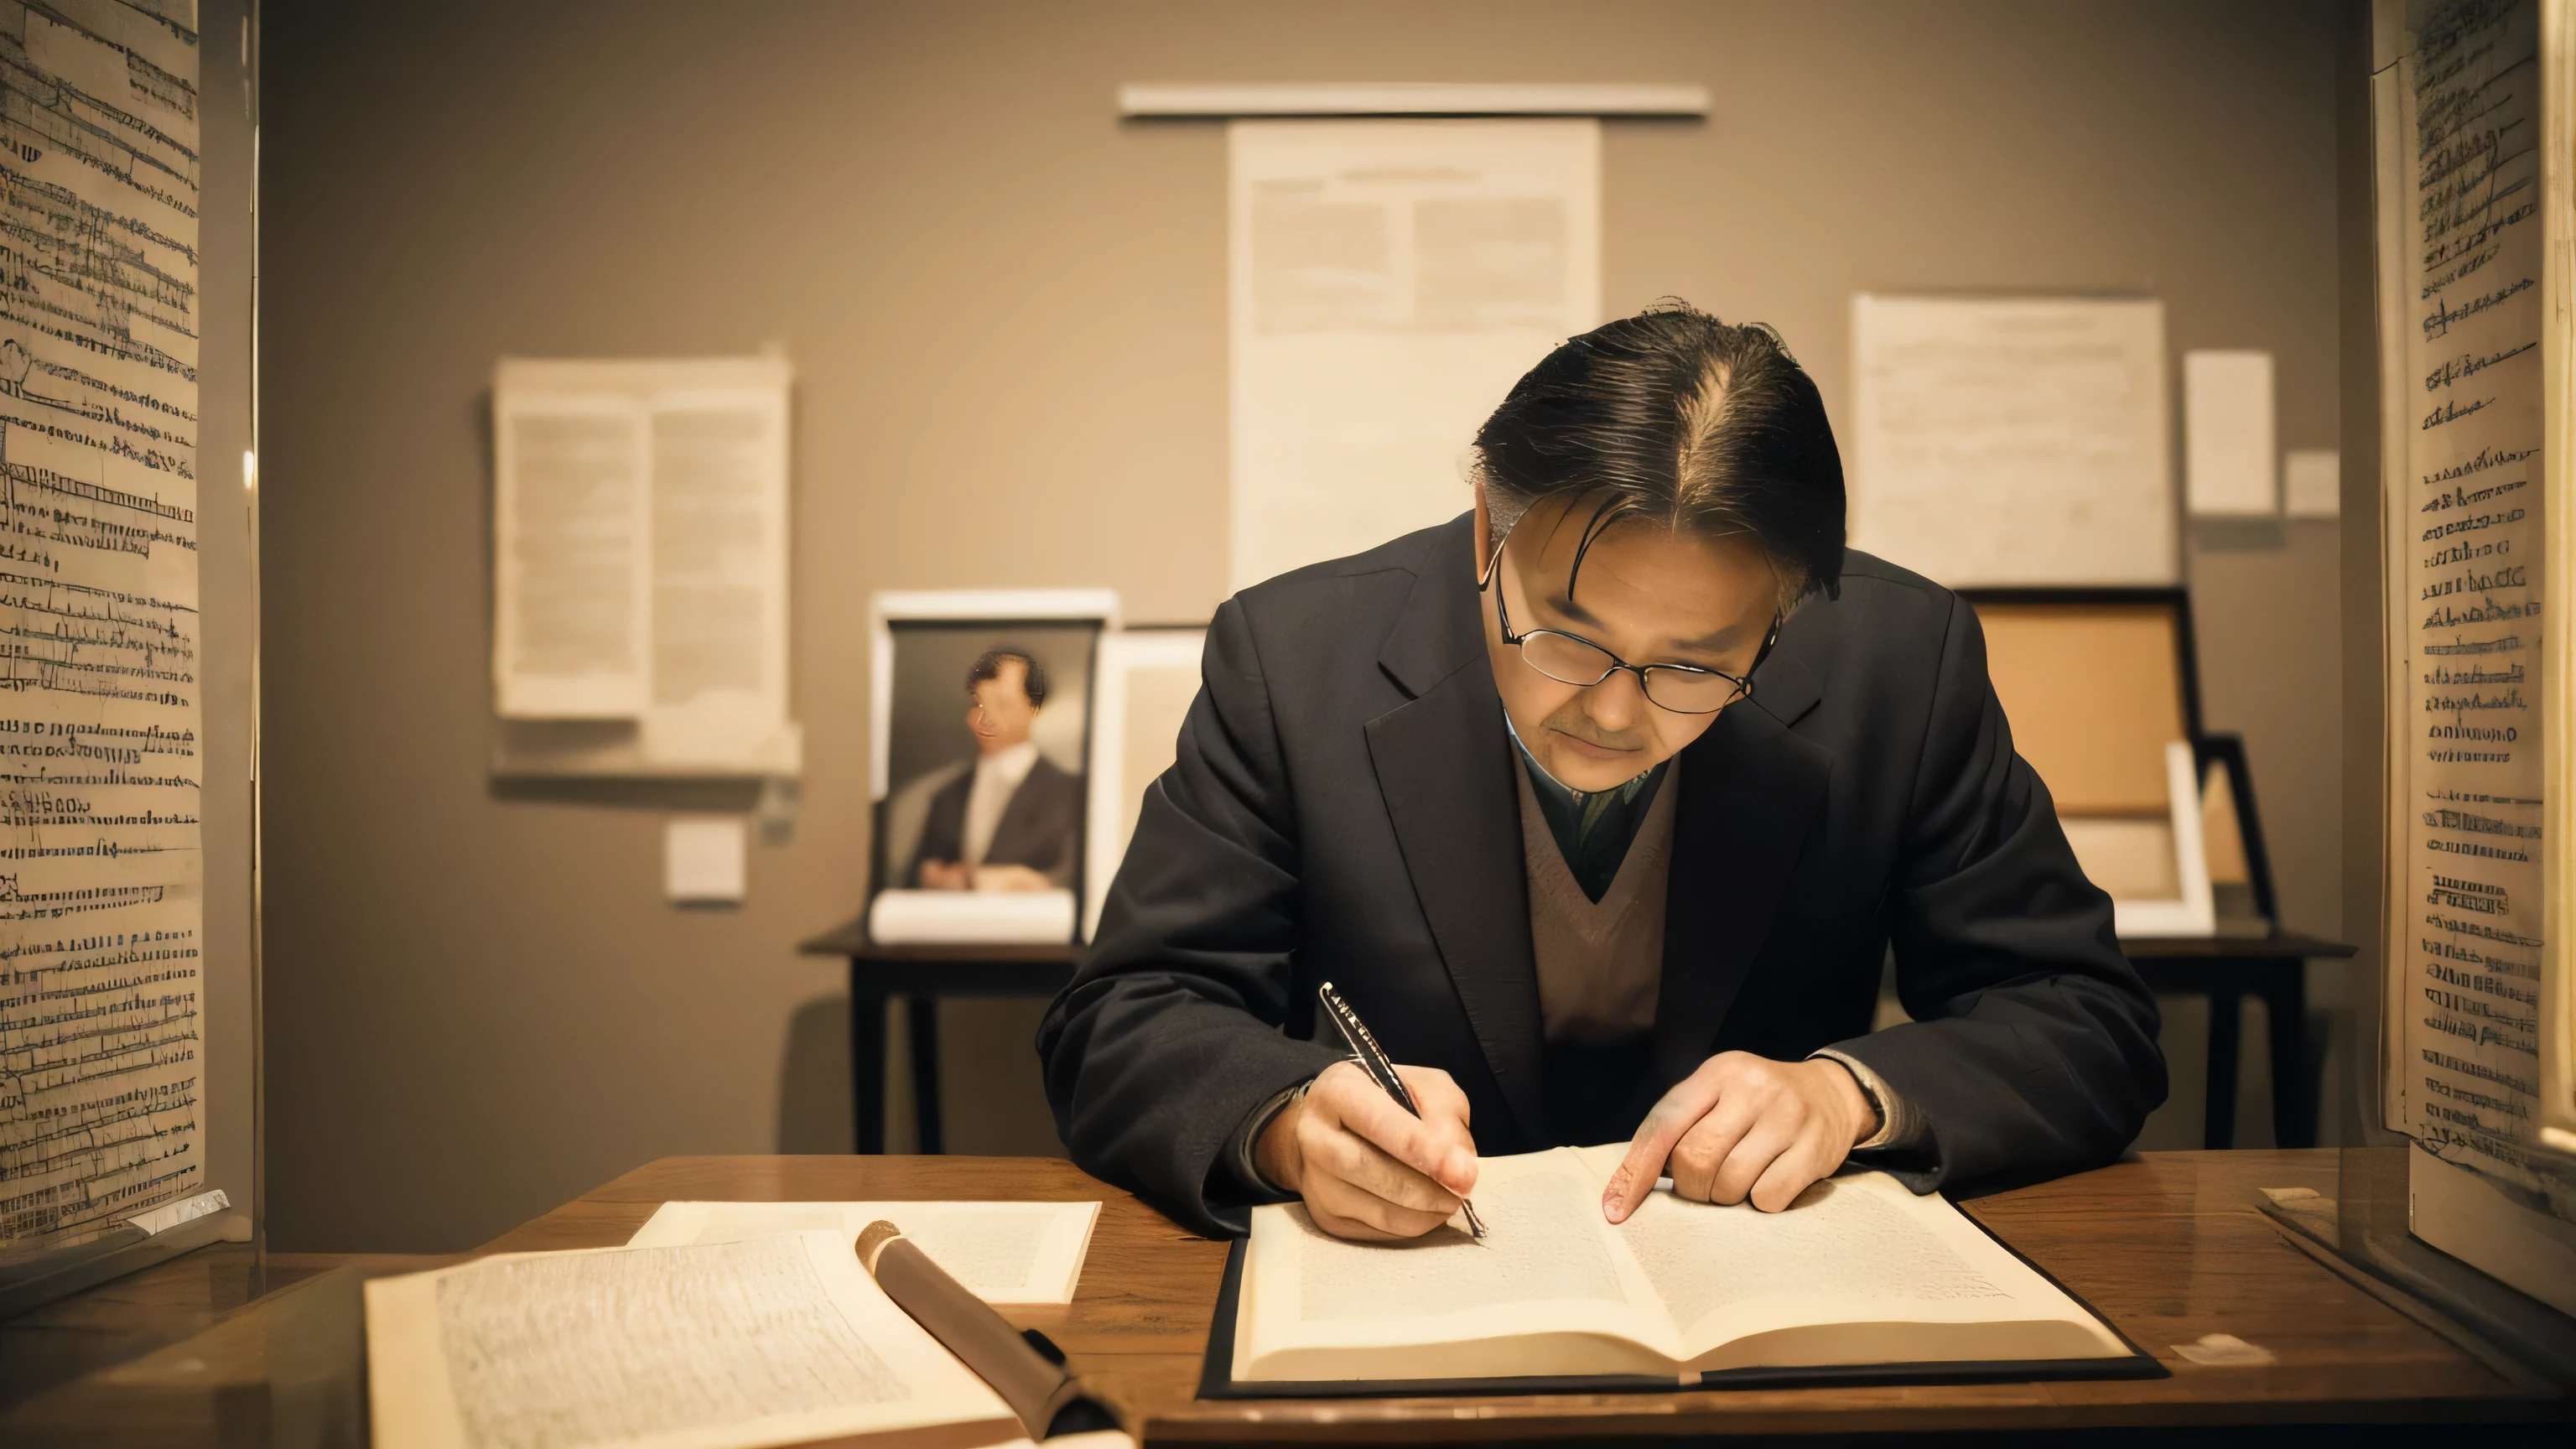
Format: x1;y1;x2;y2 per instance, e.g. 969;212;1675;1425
856;1219;1115;1440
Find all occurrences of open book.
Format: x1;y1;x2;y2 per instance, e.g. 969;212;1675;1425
1232;1146;2137;1384
366;1231;1021;1449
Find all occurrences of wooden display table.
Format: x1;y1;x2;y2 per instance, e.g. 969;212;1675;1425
2122;931;2359;1150
797;916;1082;1154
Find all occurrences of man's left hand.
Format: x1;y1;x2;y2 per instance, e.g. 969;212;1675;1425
1601;1052;1875;1223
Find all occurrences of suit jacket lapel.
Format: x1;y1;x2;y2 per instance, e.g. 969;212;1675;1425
1654;652;1832;1084
1363;518;1547;1141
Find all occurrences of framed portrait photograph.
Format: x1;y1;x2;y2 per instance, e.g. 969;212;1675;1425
867;590;1120;944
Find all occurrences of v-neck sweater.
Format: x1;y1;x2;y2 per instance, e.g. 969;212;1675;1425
1518;753;1677;1045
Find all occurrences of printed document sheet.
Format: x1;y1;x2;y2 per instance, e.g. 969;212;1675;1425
629;1199;1101;1304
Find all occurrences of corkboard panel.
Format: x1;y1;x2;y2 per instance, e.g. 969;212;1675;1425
1976;604;2190;816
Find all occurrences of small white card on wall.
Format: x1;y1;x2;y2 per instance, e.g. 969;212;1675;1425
2184;350;2277;517
2283;448;2339;518
665;817;747;904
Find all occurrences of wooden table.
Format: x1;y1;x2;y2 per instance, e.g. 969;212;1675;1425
2122;932;2357;1150
13;1149;2563;1444
797;917;1082;1154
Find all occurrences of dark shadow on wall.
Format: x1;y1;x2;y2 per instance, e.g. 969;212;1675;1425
2132;994;2281;1152
775;994;1067;1156
940;999;1071;1158
778;994;856;1153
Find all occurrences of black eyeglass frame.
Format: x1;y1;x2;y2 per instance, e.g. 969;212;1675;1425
1481;536;1779;715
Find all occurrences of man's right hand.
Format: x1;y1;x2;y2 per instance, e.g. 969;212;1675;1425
1254;1060;1479;1240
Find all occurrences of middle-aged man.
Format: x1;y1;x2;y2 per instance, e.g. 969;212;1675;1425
1040;304;2165;1240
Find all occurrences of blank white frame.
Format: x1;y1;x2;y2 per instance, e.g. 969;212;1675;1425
1084;629;1208;942
2106;742;2217;939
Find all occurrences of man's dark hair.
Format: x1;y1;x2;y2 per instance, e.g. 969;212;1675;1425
1470;301;1845;603
967;648;1047;707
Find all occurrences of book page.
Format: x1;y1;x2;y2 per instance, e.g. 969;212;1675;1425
491;393;650;718
627;1200;1101;1305
636;387;792;769
1609;1172;2129;1367
366;1231;1016;1449
1240;1149;1677;1380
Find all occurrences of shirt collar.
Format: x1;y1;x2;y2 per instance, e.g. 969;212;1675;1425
974;739;1042;788
1504;713;1658;806
1504;712;1668;902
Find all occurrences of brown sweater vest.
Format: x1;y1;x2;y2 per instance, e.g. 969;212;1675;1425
1517;758;1679;1046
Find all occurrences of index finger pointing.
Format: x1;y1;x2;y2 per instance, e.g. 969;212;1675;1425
1603;1076;1722;1223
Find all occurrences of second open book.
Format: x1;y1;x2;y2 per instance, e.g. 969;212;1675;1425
1235;1145;2137;1384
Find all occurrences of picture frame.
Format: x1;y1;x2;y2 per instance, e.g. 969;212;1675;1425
865;589;1120;943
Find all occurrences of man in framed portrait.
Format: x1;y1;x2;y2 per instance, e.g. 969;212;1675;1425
910;648;1082;891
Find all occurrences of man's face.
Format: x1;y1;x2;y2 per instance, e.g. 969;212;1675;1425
967;659;1039;755
1479;492;1779;793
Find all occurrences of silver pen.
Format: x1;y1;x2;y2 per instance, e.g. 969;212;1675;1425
1317;981;1488;1239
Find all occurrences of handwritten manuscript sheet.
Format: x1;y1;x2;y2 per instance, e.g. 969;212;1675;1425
2378;0;2576;1203
0;3;204;1249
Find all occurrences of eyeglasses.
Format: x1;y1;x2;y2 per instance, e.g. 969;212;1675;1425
1485;538;1771;715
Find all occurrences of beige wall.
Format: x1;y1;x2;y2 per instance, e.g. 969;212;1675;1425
261;0;2344;1249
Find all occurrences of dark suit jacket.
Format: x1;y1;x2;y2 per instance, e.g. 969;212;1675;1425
1039;515;2165;1236
909;752;1083;889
